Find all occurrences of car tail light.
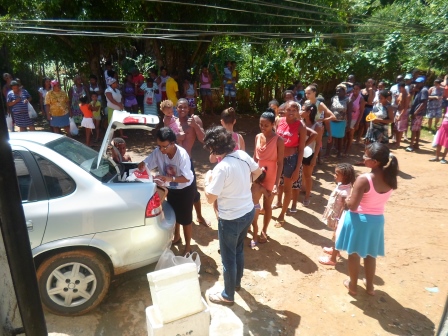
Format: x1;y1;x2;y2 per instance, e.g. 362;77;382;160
146;192;162;218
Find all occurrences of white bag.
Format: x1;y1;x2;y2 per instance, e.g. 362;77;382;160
432;130;439;148
155;248;201;273
28;103;37;119
6;114;14;132
69;117;78;136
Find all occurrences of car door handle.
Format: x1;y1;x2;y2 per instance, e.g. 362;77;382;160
26;220;33;231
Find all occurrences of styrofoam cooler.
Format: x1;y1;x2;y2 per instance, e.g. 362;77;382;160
147;263;203;323
146;297;210;336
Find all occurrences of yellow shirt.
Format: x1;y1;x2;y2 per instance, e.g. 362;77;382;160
45;90;69;117
166;77;179;105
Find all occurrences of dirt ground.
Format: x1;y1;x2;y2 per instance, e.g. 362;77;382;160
43;114;447;335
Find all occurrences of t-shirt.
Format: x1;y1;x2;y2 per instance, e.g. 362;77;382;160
143;145;193;190
206;150;259;220
79;104;93;118
38;88;49;102
105;87;122;110
390;84;399;107
409;87;428;116
276;118;301;148
166;77;179;105
140;82;159;116
45;90;69;117
90;101;102;118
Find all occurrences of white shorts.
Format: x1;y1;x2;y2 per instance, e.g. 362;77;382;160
81;117;95;129
350;119;358;129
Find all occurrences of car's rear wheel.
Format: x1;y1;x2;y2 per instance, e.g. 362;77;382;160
36;250;111;316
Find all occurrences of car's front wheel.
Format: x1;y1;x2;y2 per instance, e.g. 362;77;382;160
36;250;111;316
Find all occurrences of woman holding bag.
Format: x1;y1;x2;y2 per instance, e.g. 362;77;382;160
6;80;35;132
204;126;262;306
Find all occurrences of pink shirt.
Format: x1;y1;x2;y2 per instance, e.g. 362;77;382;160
350;93;362;121
353;173;392;215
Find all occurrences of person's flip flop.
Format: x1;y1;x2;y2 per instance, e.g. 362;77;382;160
209;293;234;306
288;208;298;213
198;219;212;228
274;220;285;228
318;256;336;266
303;199;310;207
258;232;269;244
343;279;357;296
272;204;282;210
250;240;258;250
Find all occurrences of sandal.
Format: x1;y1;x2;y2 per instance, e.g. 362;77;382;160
303;199;310;207
250;240;258;249
258;232;269;244
441;159;447;164
429;157;439;162
318;256;336;266
272;204;282;210
197;219;212;228
209;293;234;306
288;208;298;213
274;220;285;228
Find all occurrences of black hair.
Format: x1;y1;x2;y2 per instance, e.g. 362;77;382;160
287;85;295;91
202;64;208;69
79;94;89;104
150;68;158;75
90;91;98;97
306;85;317;93
204;126;236;155
107;70;116;78
303;102;317;124
254;167;267;183
283;90;294;97
89;74;97;80
366;143;399;189
146;77;154;83
335;163;356;185
42;77;51;87
105;61;112;66
268;99;279;107
221;107;236;124
112;137;126;146
260;111;275;123
353;82;362;89
398;82;405;88
160;66;167;72
156;127;177;143
379;89;392;98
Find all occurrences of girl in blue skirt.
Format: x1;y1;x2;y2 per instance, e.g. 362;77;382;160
335;143;398;296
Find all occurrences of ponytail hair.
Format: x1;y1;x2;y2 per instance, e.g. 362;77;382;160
303;102;317;124
366;143;399;189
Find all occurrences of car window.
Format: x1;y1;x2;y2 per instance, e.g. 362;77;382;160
32;153;76;199
45;137;116;182
13;151;37;202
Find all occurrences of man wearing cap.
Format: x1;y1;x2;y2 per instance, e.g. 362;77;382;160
406;76;428;152
45;80;70;135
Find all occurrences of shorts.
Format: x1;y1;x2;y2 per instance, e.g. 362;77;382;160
200;88;212;96
187;98;196;109
190;159;200;203
411;115;423;132
279;165;303;189
282;153;299;178
81;117;95;129
167;183;195;225
350;119;358;129
124;97;138;107
426;108;442;119
302;153;315;166
50;114;69;128
224;84;236;98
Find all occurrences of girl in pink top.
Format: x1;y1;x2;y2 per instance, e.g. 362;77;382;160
345;83;365;155
251;111;284;246
336;143;398;296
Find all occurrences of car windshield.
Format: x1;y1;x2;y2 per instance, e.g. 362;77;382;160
46;137;116;182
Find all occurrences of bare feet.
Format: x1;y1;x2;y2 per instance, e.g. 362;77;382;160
363;279;375;296
343;279;357;296
274;219;285;228
172;237;182;245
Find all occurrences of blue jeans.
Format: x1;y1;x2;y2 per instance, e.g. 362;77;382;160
218;207;255;301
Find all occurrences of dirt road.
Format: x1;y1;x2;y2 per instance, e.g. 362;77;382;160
46;115;446;335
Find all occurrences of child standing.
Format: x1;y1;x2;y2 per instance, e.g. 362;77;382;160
90;92;102;143
79;94;95;147
429;107;448;163
141;77;159;116
160;99;185;142
220;107;245;151
318;163;356;266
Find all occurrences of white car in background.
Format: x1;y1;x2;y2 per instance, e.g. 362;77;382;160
9;111;175;316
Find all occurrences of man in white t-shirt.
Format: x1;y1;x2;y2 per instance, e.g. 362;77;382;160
140;127;195;256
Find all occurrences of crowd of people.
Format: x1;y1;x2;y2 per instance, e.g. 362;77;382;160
3;64;448;305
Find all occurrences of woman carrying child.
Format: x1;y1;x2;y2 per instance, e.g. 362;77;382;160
336;143;398;296
79;94;95;147
251;111;284;246
318;163;356;266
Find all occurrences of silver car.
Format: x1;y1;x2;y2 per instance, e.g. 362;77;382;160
8;111;175;316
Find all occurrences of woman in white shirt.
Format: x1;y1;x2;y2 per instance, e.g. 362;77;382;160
204;126;262;306
105;77;124;124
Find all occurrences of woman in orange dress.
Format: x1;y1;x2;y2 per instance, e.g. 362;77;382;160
251;111;284;245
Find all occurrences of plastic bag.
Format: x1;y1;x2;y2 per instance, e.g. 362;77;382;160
145;89;154;105
6;114;14;132
432;130;439;148
28;103;37;119
155;248;201;273
69;117;78;136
